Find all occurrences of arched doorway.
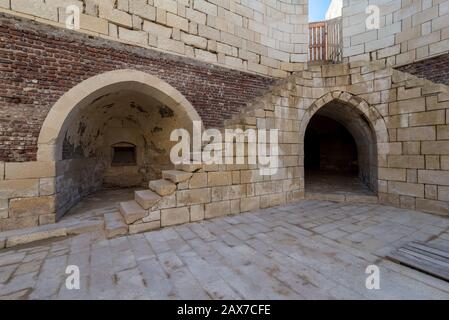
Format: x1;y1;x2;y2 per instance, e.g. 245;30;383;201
301;92;387;198
38;70;201;219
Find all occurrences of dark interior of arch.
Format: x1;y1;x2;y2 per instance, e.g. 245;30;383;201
304;101;378;194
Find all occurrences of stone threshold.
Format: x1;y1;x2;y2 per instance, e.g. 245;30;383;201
0;218;104;249
305;192;379;204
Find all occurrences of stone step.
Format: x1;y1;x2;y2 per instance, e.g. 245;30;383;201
162;170;193;183
64;219;105;235
305;192;378;204
175;163;203;173
149;179;177;196
1;224;67;248
135;190;161;209
104;212;128;239
119;200;147;224
0;219;105;249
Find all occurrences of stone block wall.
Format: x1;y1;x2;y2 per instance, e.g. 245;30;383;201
326;0;343;20
2;59;449;232
2;11;449;233
121;61;449;236
0;0;309;77
341;0;449;67
0;161;57;230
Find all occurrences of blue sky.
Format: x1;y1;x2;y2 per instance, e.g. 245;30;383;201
309;0;332;22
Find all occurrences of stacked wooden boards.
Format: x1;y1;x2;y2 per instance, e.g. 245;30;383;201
388;242;449;282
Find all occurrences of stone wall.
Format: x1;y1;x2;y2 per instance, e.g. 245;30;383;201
326;0;343;20
0;0;309;77
0;161;57;230
2;59;449;232
118;61;449;236
341;0;449;66
56;158;103;218
2;10;449;233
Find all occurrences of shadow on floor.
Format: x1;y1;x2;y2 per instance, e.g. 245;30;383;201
305;171;375;196
61;188;138;222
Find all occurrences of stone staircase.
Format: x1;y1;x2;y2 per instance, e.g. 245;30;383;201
103;75;300;239
104;165;202;238
224;75;298;128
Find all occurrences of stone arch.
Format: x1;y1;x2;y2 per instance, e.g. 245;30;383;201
300;91;389;194
37;69;201;162
299;91;389;144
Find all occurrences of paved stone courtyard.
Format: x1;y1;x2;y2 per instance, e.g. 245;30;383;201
0;200;449;300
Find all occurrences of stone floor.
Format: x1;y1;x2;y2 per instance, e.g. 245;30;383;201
306;172;375;196
0;200;449;300
63;188;137;220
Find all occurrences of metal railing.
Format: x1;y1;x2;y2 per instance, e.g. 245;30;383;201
309;17;342;63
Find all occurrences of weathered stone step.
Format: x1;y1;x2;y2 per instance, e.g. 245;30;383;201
175;163;203;173
162;170;193;183
0;219;104;249
149;179;177;196
305;192;378;204
119;200;147;224
64;220;104;235
104;212;128;239
135;190;161;209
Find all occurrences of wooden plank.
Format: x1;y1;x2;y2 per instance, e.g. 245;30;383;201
322;26;326;61
309;19;342;63
407;242;449;260
388;241;449;282
398;248;449;268
389;251;449;282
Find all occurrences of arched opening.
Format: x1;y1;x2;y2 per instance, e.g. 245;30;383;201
38;70;200;219
304;99;378;196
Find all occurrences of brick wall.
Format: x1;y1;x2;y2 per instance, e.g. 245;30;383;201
341;0;449;66
0;0;309;77
0;13;276;162
397;53;449;86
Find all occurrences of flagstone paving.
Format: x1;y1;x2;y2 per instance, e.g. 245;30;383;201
0;200;449;300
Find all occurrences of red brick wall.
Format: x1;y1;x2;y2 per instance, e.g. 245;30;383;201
0;13;275;162
396;54;449;87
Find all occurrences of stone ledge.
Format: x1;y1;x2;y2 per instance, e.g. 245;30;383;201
0;218;104;249
305;192;379;204
5;161;56;180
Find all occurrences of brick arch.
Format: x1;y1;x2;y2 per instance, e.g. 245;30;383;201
37;69;201;161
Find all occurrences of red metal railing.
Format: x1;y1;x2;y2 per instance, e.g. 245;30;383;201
309;17;342;63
